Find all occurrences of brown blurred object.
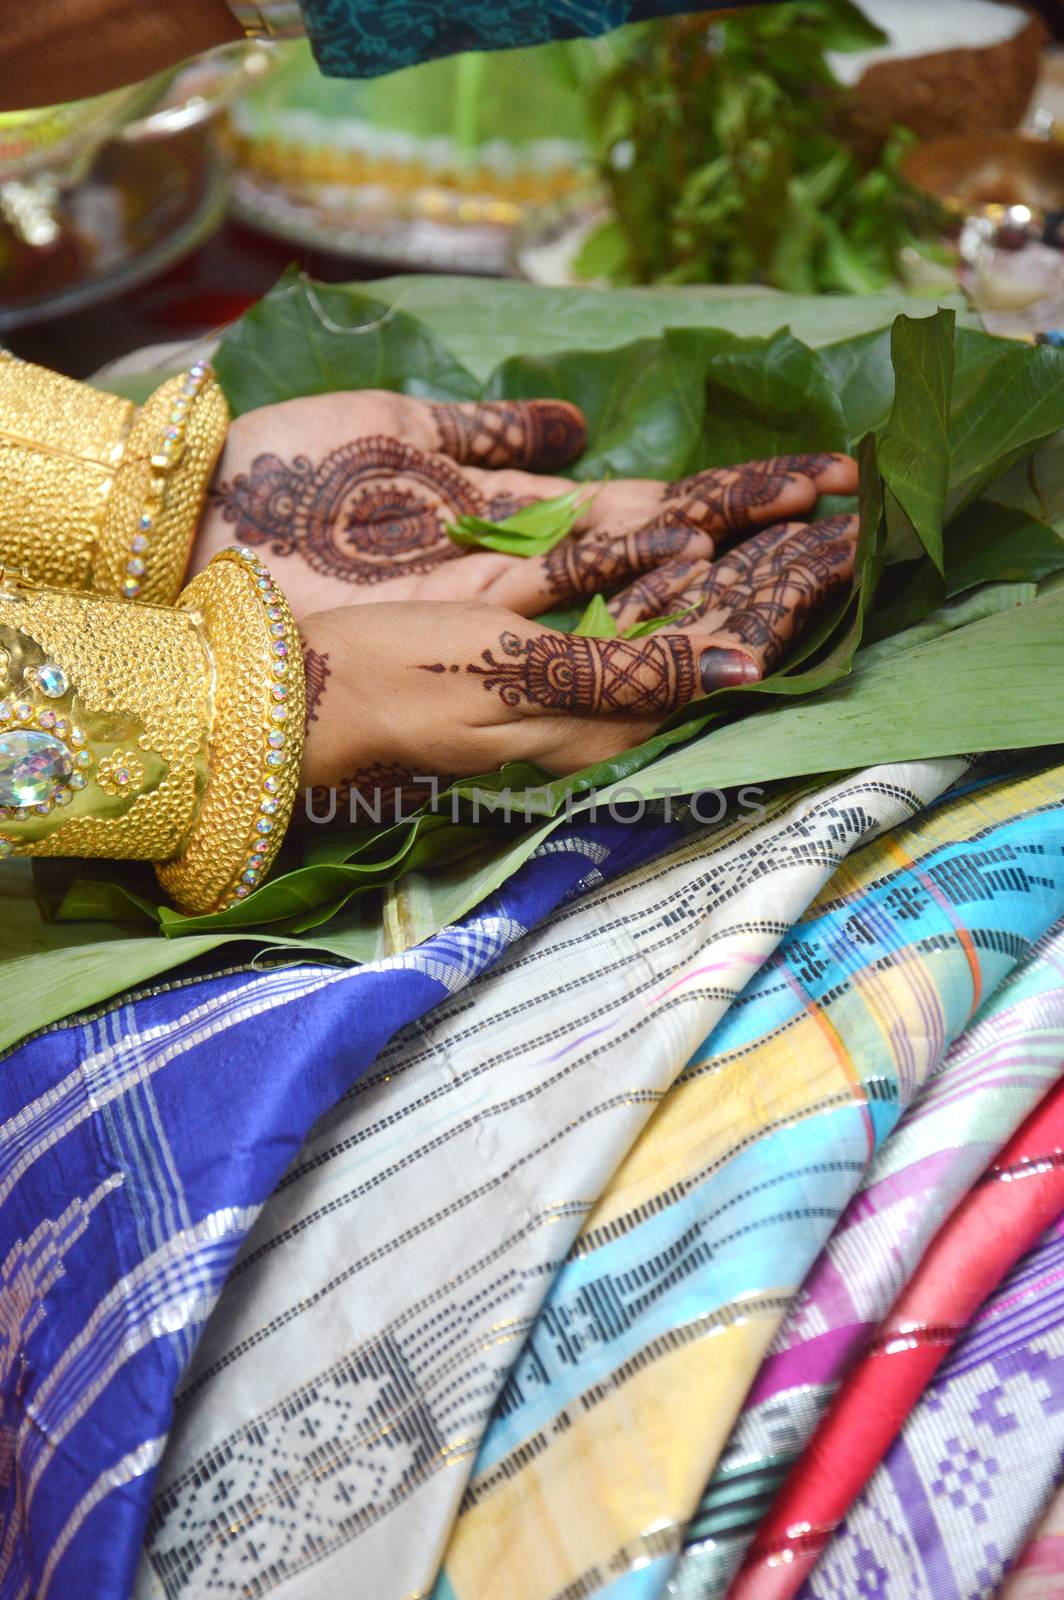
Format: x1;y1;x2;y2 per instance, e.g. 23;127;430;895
843;9;1048;154
903;133;1064;222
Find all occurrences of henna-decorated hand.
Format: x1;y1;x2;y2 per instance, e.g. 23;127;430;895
297;514;858;815
193;389;858;619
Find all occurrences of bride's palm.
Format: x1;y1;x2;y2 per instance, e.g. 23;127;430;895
193;389;858;620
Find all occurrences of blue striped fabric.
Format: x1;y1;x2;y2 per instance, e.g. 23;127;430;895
0;812;680;1600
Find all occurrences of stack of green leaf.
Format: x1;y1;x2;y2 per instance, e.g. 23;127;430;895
6;271;1064;1052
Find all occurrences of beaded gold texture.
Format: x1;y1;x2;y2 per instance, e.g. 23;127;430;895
0;579;210;862
0;352;229;606
156;548;305;915
0;555;305;916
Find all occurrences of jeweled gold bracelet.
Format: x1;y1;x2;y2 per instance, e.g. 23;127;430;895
0;549;305;916
0;352;229;606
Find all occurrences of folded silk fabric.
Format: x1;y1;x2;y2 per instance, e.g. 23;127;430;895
138;758;968;1600
0;810;682;1600
299;0;777;77
799;1213;1064;1600
731;1079;1064;1598
134;756;1064;1600
674;905;1064;1598
435;759;1064;1600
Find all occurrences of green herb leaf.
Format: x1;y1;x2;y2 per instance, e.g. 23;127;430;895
445;486;589;556
623;604;702;638
573;594;618;637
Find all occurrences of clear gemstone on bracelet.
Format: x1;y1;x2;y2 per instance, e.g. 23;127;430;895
0;729;74;808
36;662;69;698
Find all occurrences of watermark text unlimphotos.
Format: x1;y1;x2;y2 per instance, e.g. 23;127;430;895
303;777;768;828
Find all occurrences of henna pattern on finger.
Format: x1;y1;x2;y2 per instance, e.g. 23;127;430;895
430;400;586;470
664;453;839;537
607;559;710;624
661;516;858;627
697;536;857;670
213;437;485;585
542;515;709;603
301;646;331;732
457;630;700;714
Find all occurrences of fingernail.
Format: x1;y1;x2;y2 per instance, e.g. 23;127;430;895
699;648;761;692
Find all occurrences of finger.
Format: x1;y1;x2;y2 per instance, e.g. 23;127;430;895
480;512;718;614
663;452;858;540
603;511;854;631
668;515;858;631
687;515;859;685
462;625;714;718
421;398;588;470
607;557;713;631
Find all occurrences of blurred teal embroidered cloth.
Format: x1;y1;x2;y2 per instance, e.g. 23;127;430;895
299;1;775;76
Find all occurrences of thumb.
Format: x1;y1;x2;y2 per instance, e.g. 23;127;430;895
461;626;758;719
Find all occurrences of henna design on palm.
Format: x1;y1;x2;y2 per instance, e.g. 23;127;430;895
302;645;331;732
213;437;484;585
459;630;698;715
430;401;586;470
484;492;542;523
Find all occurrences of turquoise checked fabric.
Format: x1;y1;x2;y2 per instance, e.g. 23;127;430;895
299;0;775;77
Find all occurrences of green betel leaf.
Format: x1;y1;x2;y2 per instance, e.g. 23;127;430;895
213;266;481;414
357;278;973;380
445;487;589;555
945;500;1064;597
694;327;850;467
817;326;896;448
878;309;955;572
590;585;1064;802
948;329;1064;515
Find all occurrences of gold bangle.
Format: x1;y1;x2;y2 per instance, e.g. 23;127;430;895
0;353;230;606
0;548;304;915
158;546;305;913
